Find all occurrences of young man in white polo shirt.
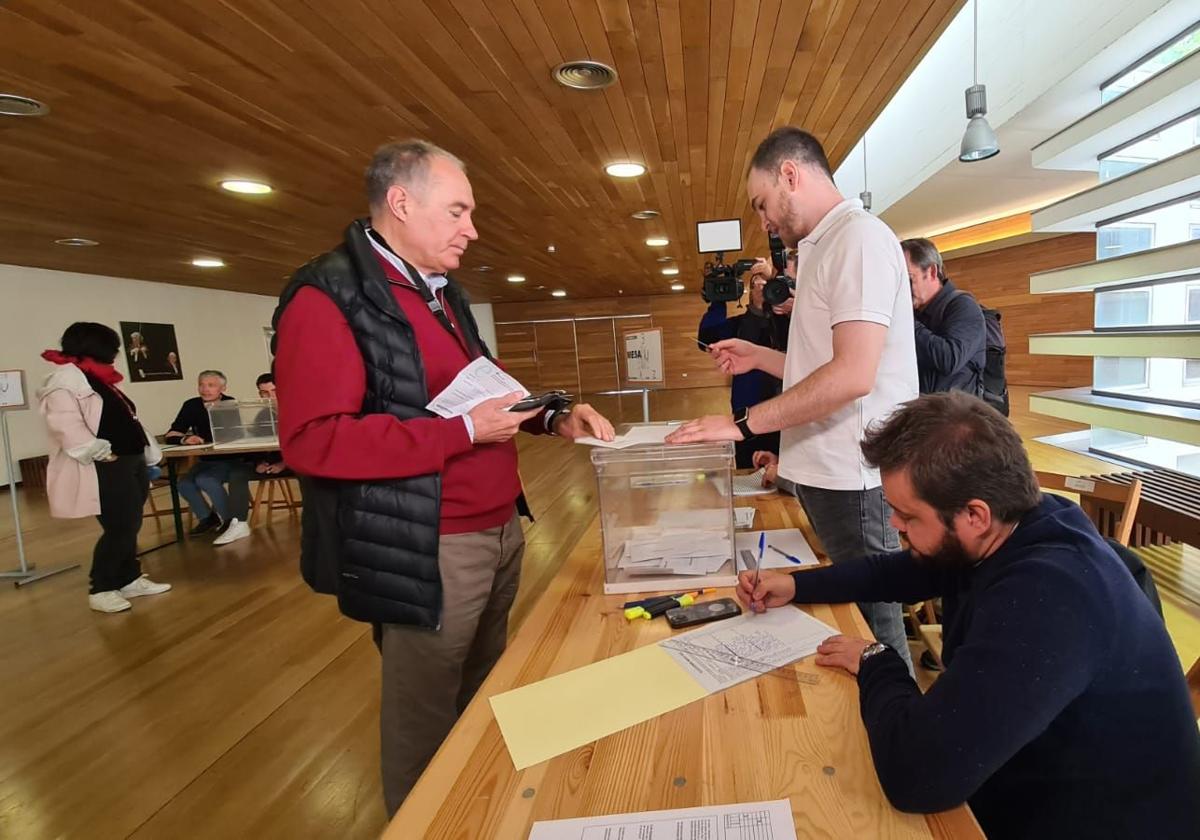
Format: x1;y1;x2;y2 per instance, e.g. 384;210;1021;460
668;127;917;671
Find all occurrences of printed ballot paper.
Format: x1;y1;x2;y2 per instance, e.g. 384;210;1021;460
528;798;797;840
490;606;836;769
574;422;680;449
425;357;528;418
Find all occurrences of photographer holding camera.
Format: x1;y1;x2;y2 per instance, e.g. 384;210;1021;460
698;263;785;468
669;127;918;674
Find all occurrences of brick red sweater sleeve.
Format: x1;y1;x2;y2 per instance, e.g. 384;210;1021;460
274;286;474;481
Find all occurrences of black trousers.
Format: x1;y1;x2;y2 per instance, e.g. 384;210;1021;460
92;455;148;594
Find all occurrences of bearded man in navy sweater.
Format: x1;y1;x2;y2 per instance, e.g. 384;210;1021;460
739;391;1200;839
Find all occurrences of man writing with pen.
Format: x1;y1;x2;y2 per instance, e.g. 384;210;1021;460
734;391;1200;840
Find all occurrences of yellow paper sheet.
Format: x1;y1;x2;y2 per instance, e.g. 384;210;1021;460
489;643;708;770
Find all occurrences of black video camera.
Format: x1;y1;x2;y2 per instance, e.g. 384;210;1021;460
702;255;757;303
761;233;795;308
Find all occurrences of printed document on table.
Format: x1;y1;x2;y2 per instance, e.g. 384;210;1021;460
658;606;836;693
735;529;819;569
425;357;528;418
528;798;797;840
574;422;680;449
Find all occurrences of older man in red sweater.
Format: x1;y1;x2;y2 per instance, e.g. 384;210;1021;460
272;140;613;814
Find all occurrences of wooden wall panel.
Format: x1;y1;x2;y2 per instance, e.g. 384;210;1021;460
534;322;580;396
496;294;730;393
574;319;620;393
495;323;541;392
944;233;1097;388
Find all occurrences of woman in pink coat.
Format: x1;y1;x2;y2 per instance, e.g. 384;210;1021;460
39;322;171;613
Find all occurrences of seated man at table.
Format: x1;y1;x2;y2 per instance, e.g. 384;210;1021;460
738;391;1200;840
251;373;287;476
164;369;253;545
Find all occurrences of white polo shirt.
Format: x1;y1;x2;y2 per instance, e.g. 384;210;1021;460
778;198;917;491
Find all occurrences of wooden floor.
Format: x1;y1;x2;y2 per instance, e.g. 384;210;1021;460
0;386;1196;840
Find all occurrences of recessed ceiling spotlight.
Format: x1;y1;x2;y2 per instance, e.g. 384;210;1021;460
645;237;669;247
553;60;618;90
0;93;50;117
670;283;685;291
551;290;567;297
507;275;526;283
220;179;272;195
546;244;557;253
631;209;660;220
475;265;493;272
605;162;645;178
191;257;225;268
661;267;679;276
656;256;674;263
54;237;98;247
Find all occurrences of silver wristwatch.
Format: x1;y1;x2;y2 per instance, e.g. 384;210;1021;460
859;642;889;666
546;407;572;435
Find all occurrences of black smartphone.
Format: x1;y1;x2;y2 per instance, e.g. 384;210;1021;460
506;391;569;412
666;598;742;629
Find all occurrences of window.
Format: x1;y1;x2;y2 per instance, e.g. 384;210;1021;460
1094;357;1148;390
1095;288;1151;327
1101;24;1200;103
1186;359;1200;385
1097;113;1200;181
1191;224;1200;240
1188;285;1200;322
1096;224;1154;259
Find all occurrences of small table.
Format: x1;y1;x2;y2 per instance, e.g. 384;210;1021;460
387;492;982;838
155;442;282;546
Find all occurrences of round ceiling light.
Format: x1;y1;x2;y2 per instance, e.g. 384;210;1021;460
605;162;645;178
645;237;669;247
220;179;273;195
507;275;526;284
552;60;618;90
661;267;680;276
631;210;660;220
656;256;674;263
474;265;493;272
551;290;567;298
54;237;98;247
192;257;225;268
670;283;685;291
0;94;49;117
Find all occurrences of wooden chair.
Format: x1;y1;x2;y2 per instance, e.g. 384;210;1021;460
144;477;189;529
1035;471;1143;546
910;472;1144;675
250;475;301;526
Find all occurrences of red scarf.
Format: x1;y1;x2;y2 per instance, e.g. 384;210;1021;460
42;349;124;385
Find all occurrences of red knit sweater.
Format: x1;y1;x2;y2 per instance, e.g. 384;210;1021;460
274;256;539;534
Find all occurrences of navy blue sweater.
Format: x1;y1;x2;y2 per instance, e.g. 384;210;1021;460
697;301;782;413
790;494;1200;839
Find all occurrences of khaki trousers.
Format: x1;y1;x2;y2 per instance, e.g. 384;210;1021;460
378;511;524;816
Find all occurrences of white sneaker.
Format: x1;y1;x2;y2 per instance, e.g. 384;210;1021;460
89;590;132;613
119;575;172;598
213;518;251;546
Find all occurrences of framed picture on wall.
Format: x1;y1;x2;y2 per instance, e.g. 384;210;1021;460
119;321;183;382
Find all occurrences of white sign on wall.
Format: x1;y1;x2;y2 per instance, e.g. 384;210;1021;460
623;329;664;384
0;370;28;411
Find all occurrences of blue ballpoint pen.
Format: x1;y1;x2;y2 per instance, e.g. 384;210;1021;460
768;544;803;565
751;532;765;612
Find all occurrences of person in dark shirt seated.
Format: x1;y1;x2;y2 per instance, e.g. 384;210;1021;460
164;369;253;545
738;391;1200;840
698;270;786;468
252;373;287;476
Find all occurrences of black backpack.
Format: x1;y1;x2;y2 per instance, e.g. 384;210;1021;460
979;305;1009;416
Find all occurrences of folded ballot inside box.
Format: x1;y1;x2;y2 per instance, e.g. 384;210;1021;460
591;442;737;595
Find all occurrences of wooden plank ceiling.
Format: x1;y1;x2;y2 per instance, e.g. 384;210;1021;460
0;0;960;301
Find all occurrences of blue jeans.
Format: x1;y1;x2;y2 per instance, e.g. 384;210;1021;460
795;484;915;676
179;460;252;522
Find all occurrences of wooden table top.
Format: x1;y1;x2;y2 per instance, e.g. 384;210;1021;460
159;441;280;458
387;491;982;839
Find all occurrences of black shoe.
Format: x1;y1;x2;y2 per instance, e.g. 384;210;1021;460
919;650;943;672
189;513;222;536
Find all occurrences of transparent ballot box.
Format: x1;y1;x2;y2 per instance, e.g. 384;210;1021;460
205;399;280;450
591;440;737;595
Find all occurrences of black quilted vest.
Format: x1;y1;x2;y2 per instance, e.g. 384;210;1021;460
272;219;494;629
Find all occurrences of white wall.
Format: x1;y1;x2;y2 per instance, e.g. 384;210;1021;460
0;264;279;484
470;303;497;355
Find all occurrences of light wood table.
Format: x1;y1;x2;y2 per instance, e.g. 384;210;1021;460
387;491;983;839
